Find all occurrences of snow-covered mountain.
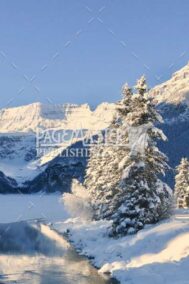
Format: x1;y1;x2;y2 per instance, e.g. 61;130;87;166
149;62;189;186
0;102;116;191
150;62;189;105
0;133;41;187
0;102;115;133
1;63;189;192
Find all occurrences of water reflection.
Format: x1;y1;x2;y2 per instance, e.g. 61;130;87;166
0;221;117;284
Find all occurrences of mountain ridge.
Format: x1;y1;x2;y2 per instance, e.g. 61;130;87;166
1;63;189;191
150;62;189;105
0;102;115;133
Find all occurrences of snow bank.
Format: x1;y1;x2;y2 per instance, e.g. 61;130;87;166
54;211;189;284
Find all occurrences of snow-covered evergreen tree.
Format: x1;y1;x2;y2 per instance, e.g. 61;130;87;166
84;84;132;220
175;158;189;208
85;76;172;234
110;76;173;237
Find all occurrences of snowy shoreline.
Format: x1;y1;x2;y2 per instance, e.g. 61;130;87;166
1;195;189;283
54;210;189;284
0;220;115;283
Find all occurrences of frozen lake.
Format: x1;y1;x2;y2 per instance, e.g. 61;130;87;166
0;194;68;223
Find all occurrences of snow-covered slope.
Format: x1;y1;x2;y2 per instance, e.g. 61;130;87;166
150;62;189;105
55;210;189;284
0;102;115;187
0;102;115;133
0;133;41;185
0;133;36;160
148;63;189;186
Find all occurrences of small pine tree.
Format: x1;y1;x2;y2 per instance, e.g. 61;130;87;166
175;158;189;208
110;76;173;237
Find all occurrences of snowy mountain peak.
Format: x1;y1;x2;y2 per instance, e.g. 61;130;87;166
0;102;116;133
150;63;189;105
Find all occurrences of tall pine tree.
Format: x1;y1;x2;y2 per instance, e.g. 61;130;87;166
111;76;172;236
175;158;189;208
85;76;172;235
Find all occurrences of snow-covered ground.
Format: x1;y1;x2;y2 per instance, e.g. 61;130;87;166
54;211;189;284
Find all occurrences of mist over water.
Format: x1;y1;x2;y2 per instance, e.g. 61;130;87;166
0;221;115;284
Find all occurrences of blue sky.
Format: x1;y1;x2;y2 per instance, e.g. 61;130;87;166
0;0;189;108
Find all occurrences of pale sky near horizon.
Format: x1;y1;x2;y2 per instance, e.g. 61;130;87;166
0;0;189;108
